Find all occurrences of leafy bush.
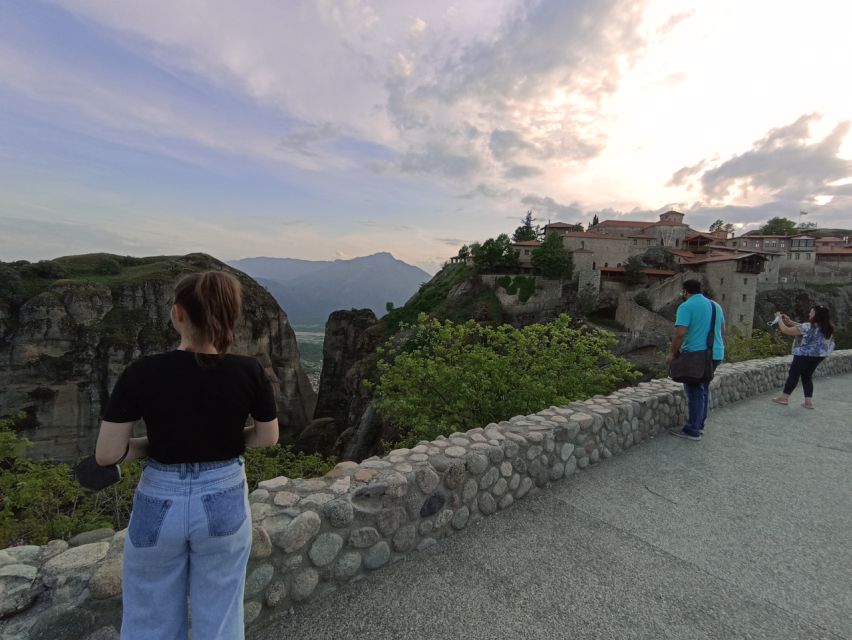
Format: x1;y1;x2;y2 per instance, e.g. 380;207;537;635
726;328;790;363
372;314;640;446
497;276;536;303
0;412;335;546
531;232;572;279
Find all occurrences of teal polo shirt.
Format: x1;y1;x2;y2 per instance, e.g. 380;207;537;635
675;293;724;359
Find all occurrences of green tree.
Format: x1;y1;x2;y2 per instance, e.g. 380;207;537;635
531;232;573;279
512;211;539;242
708;219;725;232
623;255;645;286
726;328;789;362
592;214;600;226
457;244;471;260
471;234;519;273
372;315;639;445
759;217;797;236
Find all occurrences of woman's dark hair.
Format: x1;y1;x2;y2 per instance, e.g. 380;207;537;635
812;305;834;339
173;271;242;353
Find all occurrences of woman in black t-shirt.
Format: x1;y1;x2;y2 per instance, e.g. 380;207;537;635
95;271;279;640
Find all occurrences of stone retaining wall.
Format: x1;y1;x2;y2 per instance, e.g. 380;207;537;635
3;351;852;640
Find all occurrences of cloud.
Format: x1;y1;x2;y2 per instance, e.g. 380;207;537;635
435;237;466;246
673;114;852;203
504;164;543;179
520;195;583;220
458;183;521;199
656;10;695;37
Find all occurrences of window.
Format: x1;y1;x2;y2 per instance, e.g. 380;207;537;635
780;241;785;248
675;239;680;247
580;241;585;250
592;262;596;270
733;241;738;247
633;239;637;245
742;294;747;302
524;249;530;255
720;277;724;285
743;278;748;285
722;294;726;301
795;253;800;260
739;314;744;322
806;252;811;260
604;262;608;267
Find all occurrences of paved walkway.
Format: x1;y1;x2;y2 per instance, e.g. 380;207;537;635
256;374;852;640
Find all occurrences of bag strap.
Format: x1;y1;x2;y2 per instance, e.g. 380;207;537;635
705;300;716;350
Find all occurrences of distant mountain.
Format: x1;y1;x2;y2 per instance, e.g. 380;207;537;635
229;253;431;324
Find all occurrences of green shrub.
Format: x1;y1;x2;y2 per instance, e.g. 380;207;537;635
0;411;334;546
372;314;640;446
726;328;790;363
498;276;536;303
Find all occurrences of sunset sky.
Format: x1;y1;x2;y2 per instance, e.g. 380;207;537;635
1;0;851;273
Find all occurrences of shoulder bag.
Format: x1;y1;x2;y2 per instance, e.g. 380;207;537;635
669;301;716;384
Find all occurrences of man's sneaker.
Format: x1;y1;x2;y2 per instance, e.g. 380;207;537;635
669;428;701;441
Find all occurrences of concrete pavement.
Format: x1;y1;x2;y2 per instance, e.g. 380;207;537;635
254;373;852;640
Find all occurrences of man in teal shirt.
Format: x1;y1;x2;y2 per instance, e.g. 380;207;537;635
668;279;725;440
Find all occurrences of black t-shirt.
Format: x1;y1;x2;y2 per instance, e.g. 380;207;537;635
102;351;278;463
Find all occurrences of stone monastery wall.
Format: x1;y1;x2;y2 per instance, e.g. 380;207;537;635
3;351;852;639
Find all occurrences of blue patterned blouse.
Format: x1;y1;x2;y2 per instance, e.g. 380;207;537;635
792;323;834;357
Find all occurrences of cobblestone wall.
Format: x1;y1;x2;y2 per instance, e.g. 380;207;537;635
3;351;852;640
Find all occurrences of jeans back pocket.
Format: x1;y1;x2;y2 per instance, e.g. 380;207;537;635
128;491;173;548
202;480;247;537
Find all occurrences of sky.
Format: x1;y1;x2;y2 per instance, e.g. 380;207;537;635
1;0;851;274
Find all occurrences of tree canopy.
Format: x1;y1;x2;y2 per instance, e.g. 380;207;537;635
372;314;639;444
471;234;520;273
531;232;573;279
623;255;645;286
708;219;725;232
512;210;540;242
759;217;798;236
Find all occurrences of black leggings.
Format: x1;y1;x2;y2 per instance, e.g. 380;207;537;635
782;355;825;398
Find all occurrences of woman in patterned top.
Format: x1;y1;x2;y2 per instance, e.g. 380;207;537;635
772;305;835;409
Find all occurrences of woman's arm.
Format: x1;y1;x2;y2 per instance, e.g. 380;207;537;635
778;316;802;337
244;418;279;448
95;421;148;465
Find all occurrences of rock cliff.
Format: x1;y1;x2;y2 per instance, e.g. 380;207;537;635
0;253;316;461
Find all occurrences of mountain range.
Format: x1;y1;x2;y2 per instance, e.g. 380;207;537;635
229;252;431;324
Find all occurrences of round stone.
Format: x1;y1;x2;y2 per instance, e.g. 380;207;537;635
516;477;533;498
479;467;498;489
465;452;489;475
492;478;508;497
290;568;319;602
443;460;466;489
499;461;512;477
349;527;380;548
334;552;362;580
498;494;514;510
509;474;521;491
420;491;446;517
478;493;497;515
415;467;440;494
274;511;321;553
409;453;429;462
417;537;437;551
550;462;565;481
265;580;288;607
250;524;273;560
419;519;434;535
462;479;478;504
245;564;274;598
377;507;403;536
452;506;470;530
392;524;416;552
308;533;344;567
445;446;466;458
487;446;504;464
429;454;450;472
322;499;354;528
434;509;453;529
560;443;575;461
363;542;391;570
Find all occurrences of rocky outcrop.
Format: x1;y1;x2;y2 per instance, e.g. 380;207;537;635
297;310;387;458
0;253;316;461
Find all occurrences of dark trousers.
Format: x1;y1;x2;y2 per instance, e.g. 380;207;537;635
782;355;825;398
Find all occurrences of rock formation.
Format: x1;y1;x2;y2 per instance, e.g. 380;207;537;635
0;253;316;461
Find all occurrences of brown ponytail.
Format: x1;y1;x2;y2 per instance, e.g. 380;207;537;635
173;271;242;353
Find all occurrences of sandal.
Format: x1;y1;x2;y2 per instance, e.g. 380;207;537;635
801;402;814;410
772;397;788;406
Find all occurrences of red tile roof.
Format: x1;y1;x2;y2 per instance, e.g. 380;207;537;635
544;222;582;229
561;231;628;239
592;220;654;228
512;240;542;247
816;247;852;255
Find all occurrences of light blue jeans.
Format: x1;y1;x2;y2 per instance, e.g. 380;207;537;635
121;458;252;640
